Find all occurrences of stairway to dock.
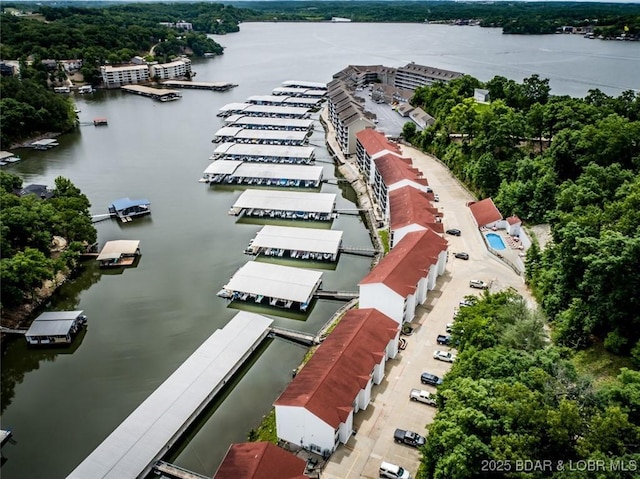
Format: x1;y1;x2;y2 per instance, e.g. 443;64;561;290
339;246;378;257
153;461;209;479
269;326;319;346
314;290;359;301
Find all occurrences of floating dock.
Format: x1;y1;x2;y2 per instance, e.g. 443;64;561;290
246;94;321;109
66;312;273;479
224;115;315;131
96;240;141;268
30;139;59;150
210;143;315;164
218;262;322;311
228;189;337;221
25;310;87;346
1;429;12;447
245;225;343;262
212;126;309;145
162;80;237;91
121;85;181;102
108;197;151;221
202;161;323;188
0;151;20;166
217;103;310;119
281;80;327;90
272;87;327;98
93;117;108;126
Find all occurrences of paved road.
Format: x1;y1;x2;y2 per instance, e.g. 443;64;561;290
322;145;534;479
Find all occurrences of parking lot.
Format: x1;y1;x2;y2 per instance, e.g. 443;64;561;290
322;145;534;479
355;90;408;139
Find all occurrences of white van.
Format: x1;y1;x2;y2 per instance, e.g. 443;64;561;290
379;461;411;479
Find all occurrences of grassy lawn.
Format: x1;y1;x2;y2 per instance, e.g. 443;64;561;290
248;408;278;443
572;342;634;386
378;228;390;254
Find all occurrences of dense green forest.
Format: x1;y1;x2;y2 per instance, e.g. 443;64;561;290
0;172;97;309
419;290;640;478
402;75;640;357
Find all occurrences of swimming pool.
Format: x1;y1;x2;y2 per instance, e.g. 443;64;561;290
486;233;507;251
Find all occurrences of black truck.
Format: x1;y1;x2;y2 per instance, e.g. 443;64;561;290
436;334;451;345
393;428;426;448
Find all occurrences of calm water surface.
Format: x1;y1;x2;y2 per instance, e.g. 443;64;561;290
1;23;638;479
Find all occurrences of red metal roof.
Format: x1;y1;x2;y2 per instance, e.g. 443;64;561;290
506;215;521;225
355;128;401;156
469;198;502;227
213;442;307;479
389;187;443;233
374;154;428;187
274;309;398;428
359;229;448;296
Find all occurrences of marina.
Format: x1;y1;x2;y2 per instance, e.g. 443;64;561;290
121;84;182;102
108;197;151;221
24;311;87;346
29;139;59;150
66;312;273;479
224;115;315;131
210;143;316;164
228;189;337;221
161;80;238;91
217;103;311;119
96;240;141;268
201;161;323;188
217;262;323;311
244;225;343;262
212;126;310;145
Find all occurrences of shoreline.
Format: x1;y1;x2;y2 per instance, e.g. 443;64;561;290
8;131;64;151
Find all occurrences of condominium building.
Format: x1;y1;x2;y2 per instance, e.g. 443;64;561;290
394;62;464;91
101;64;150;89
149;58;192;80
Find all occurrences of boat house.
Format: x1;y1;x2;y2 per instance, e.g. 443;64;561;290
281;80;327;90
0;151;20;166
30;139;59;150
202;161;323;188
224;115;315;132
245;225;343;262
212;127;309;146
121;84;181;102
25;310;87;346
218;261;322;311
108;197;151;221
96;240;141;268
272;86;327;99
217;103;311;119
228;190;337;221
210;143;315;165
246;94;321;109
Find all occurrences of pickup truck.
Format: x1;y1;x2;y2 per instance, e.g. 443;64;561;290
437;334;451;345
410;388;437;406
394;428;426;448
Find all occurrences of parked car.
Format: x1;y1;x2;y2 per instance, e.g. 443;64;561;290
469;279;489;289
433;193;440;202
394;428;426;447
410;388;437;406
420;372;443;386
380;461;411;479
459;299;475;307
446;322;453;333
437;334;452;345
454;252;469;260
446;228;461;236
434;350;456;363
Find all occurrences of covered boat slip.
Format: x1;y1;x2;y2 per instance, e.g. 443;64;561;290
229;190;337;221
246;94;321;109
121;85;181;101
97;240;141;267
245;225;343;261
212;126;309;145
217;102;311;119
25;310;87;346
66;312;273;479
202;161;323;188
224;115;315;131
281;80;327;90
272;87;326;98
108;197;151;220
218;262;322;310
210;143;315;164
162;80;237;91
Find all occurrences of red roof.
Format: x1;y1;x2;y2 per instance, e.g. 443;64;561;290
506;215;521;225
389;187;443;233
469;198;502;227
356;129;401;156
274;309;398;427
359;229;448;296
374;154;428;187
213;442;307;479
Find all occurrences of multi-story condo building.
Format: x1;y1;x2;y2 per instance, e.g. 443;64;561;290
394;62;464;91
101;64;150;89
149;58;192;80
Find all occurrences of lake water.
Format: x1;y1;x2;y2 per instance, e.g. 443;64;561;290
1;23;638;479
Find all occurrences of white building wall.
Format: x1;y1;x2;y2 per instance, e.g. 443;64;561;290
338;411;354;445
416;276;429;303
437;250;448;275
427;264;438;290
391;224;427;248
275;405;336;453
403;293;417;323
359;284;405;324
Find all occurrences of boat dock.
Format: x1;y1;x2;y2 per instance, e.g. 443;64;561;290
244;225;343;262
30;139;59;150
108;197;151;221
211;143;316;164
121;84;181;102
217;262;322;311
93;117;108;126
224;115;315;131
212;126;310;145
339;246;379;257
228;189;337;221
313;289;360;301
269;326;319;346
0;151;21;166
153;461;210;479
25;310;87;346
247;94;321;109
66;312;273;479
96;240;141;268
217;103;311;119
272;86;327;99
1;429;13;447
162;80;237;91
282;80;327;90
201;161;323;188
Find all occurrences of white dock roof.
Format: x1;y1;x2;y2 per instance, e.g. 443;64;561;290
252;225;343;254
282;80;327;90
272;87;326;97
225;262;322;303
232;190;336;213
219;103;310;117
205;161;323;181
213;143;315;160
97;240;140;260
66;312;273;479
225;115;314;130
0;151;17;160
213;127;308;142
26;310;85;338
247;95;320;107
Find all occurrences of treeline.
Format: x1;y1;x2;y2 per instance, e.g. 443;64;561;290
0;64;77;148
403;75;640;357
234;1;640;37
419;290;640;478
0;172;97;308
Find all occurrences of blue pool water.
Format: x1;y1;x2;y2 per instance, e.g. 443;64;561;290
486;233;507;250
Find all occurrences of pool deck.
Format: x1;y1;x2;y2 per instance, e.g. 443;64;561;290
481;228;525;275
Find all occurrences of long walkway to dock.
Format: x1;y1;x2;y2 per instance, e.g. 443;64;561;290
66;312;273;479
153;461;210;479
